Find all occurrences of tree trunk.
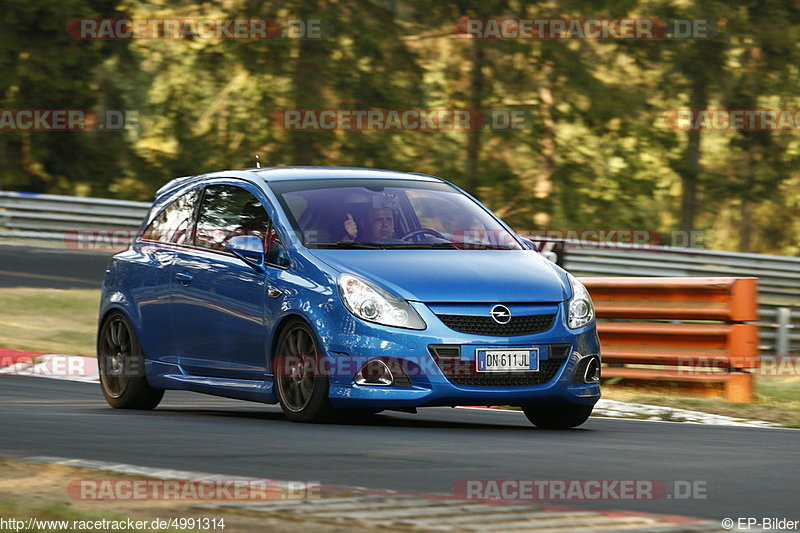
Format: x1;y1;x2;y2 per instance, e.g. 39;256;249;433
290;1;322;165
464;38;484;196
19;132;51;192
534;61;555;227
739;199;753;252
737;44;764;253
679;79;707;239
739;146;755;252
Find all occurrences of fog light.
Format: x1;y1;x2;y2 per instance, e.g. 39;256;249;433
355;359;394;386
584;357;600;383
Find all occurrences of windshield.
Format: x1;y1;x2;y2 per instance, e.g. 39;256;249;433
269;178;523;250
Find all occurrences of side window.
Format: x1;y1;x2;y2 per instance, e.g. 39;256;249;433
195;184;271;251
142;189;199;244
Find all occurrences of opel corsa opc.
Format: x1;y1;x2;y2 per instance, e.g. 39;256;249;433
98;167;601;428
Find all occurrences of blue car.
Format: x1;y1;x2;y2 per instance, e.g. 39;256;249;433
98;167;600;428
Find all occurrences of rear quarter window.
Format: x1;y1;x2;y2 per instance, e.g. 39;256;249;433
142;189;199;244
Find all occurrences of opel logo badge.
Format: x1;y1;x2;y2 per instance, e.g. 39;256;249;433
490;305;511;325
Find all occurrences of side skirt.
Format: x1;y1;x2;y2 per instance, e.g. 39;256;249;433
145;361;276;404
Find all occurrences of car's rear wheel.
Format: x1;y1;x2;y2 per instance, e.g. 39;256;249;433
97;312;164;410
274;319;337;423
522;402;593;429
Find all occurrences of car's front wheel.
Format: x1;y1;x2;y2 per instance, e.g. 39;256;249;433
274;319;337;423
522;402;594;429
97;311;164;410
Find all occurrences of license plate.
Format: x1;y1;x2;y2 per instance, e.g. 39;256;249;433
476;348;539;372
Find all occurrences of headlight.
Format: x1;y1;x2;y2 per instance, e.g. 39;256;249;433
567;273;595;329
338;274;426;330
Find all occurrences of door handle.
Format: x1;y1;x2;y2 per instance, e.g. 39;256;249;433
267;286;283;299
175;272;193;285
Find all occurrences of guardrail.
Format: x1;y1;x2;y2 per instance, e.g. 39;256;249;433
561;242;800;357
584;277;759;402
0;191;149;243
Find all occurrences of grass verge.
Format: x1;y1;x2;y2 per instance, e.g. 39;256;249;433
600;377;800;428
0;288;99;356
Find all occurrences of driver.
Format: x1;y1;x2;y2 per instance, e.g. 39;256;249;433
342;208;395;242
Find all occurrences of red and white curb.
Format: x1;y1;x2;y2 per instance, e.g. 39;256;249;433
0;348;98;382
19;456;733;532
462;402;780;428
592;399;780;428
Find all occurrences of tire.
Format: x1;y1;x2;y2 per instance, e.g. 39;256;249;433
522;402;594;429
274;319;337;423
97;311;164;410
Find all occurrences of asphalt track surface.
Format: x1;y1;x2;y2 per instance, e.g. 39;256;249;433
1;376;798;524
0;243;113;289
1;243;798;525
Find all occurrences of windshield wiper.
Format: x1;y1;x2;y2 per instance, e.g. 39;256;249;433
309;242;386;249
382;242;459;249
447;243;519;250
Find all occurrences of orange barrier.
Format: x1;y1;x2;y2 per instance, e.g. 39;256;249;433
582;277;759;402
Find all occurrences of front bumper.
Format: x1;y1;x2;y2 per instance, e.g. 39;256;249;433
320;301;601;409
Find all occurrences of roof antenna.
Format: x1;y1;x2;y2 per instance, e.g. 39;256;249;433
255;155;261;168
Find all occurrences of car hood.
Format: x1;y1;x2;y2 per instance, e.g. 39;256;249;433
307;249;569;303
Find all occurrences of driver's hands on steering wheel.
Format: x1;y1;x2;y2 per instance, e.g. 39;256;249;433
401;228;447;242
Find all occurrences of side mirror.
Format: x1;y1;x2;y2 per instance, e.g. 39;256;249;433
269;248;292;269
520;237;539;251
224;235;265;272
521;236;562;265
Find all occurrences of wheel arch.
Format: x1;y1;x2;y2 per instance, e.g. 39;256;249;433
268;312;318;370
97;305;139;348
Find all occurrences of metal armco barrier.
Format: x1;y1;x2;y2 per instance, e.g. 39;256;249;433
0;191;149;244
562;243;800;357
583;277;759;402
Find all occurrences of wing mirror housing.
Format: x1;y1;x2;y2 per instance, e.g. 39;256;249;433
520;237;539;251
224;235;265;272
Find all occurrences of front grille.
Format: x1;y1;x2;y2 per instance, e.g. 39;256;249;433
436;313;556;336
429;344;571;387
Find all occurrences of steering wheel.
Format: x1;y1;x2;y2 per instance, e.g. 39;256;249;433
401;228;447;242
